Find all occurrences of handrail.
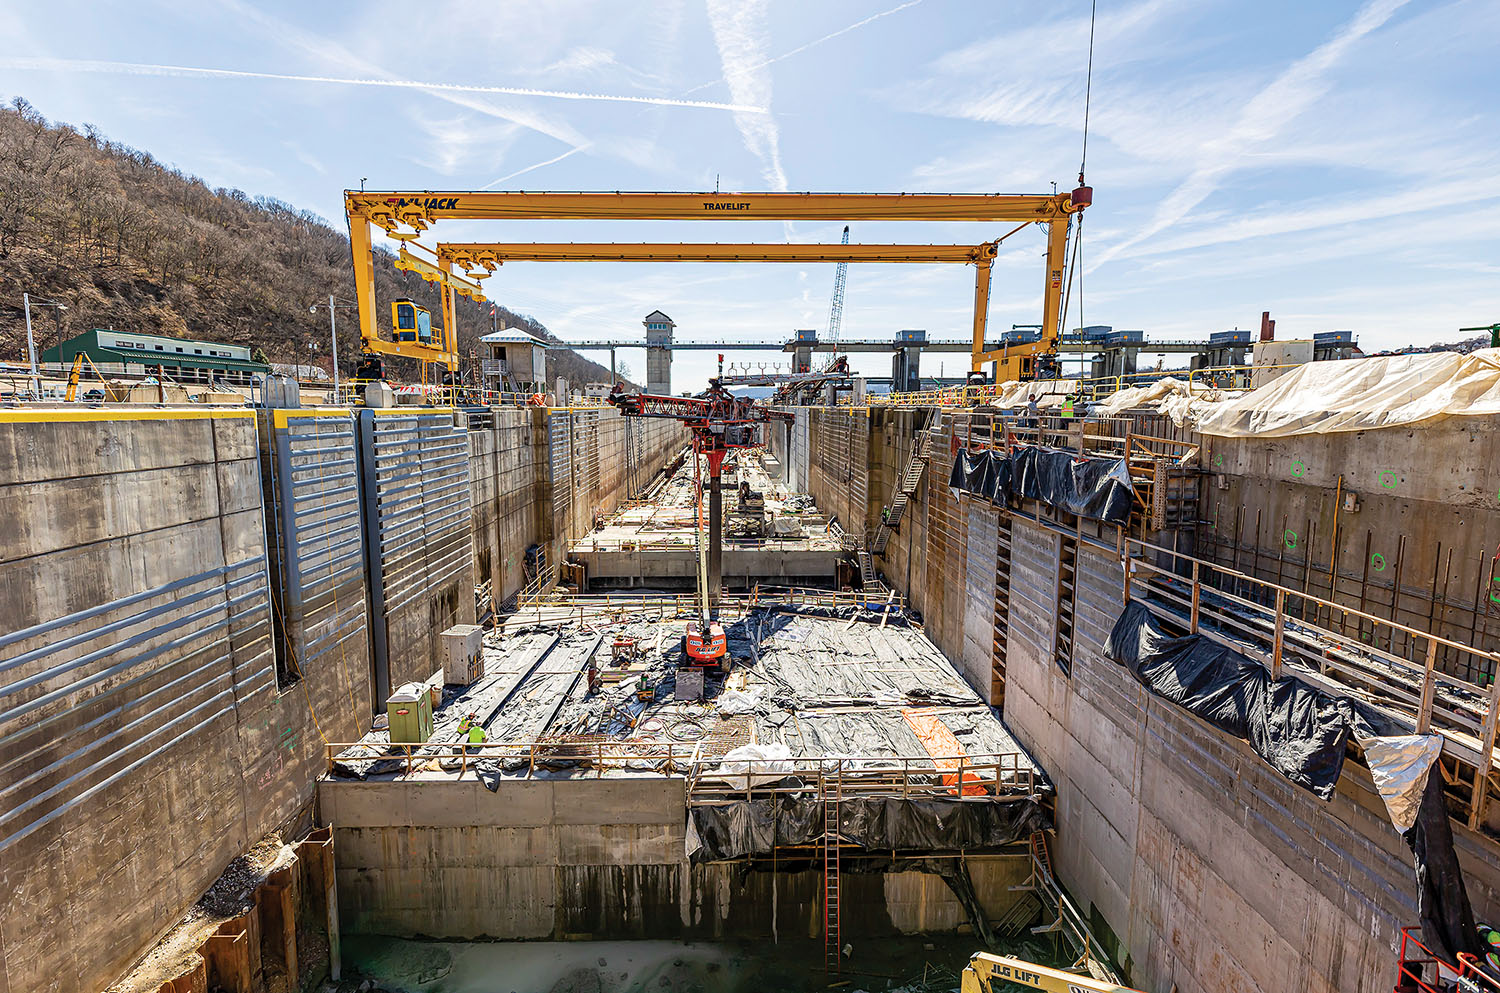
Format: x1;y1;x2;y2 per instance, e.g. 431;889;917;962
324;739;1031;800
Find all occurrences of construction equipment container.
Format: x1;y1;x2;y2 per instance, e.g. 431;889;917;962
442;624;485;686
387;683;433;744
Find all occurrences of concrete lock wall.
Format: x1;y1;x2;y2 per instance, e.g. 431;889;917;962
546;407;686;567
466;407;549;612
0;401;688;993
0;409;367;993
1200;417;1500;677
322;777;1030;941
357;408;476;699
873;413;1500;993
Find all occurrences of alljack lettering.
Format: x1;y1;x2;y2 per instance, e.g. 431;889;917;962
385;197;460;211
702;201;750;211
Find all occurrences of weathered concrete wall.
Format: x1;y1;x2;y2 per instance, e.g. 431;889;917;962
0;409;366;993
323;776;1029;941
546;408;686;574
866;408;1500;992
356;408;476;698
466;407;548;612
1201;416;1500;679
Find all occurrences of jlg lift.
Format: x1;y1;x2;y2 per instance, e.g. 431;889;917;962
343;189;1091;385
606;380;793;674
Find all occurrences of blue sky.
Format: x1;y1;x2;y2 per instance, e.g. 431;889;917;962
3;0;1497;390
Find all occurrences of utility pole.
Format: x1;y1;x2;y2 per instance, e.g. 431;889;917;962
23;292;36;396
328;293;340;398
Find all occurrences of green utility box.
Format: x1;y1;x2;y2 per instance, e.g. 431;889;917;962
387;682;433;744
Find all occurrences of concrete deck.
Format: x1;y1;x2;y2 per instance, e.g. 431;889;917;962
567;451;843;590
327;609;1042;787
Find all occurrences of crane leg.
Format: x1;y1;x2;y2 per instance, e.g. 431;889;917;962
708;472;723;612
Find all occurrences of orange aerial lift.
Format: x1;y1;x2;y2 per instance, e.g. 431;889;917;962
606;380;793;670
343;189;1091;386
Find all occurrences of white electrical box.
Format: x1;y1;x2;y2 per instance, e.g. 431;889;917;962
442;624;485;686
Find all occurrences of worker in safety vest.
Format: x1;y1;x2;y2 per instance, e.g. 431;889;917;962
1061;395;1075;418
457;712;487;752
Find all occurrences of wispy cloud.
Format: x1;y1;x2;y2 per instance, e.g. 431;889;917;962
1090;0;1413;267
0;57;770;115
706;0;787;192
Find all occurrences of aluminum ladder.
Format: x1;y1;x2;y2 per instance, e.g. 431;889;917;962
823;773;843;972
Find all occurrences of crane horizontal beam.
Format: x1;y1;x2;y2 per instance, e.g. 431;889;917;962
348;191;1081;228
437;242;997;267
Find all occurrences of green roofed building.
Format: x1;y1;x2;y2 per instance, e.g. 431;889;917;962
41;329;272;386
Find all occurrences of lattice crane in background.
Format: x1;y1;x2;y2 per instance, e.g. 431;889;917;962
823;225;850;371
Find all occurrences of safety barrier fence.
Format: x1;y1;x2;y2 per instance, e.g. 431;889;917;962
569;535;840;552
323;739;1032;802
511;586;906;616
1394;926;1500;992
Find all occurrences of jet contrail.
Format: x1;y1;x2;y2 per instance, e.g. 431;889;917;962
0;57;769;114
482;144;592;189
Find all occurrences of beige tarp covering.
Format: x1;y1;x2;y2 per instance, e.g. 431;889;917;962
1189;349;1500;438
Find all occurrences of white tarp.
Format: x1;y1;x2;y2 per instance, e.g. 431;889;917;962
1189;349;1500;437
712;743;795;786
1356;732;1444;833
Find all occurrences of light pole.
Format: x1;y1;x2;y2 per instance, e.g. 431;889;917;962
310;297;357;401
23;293;67;397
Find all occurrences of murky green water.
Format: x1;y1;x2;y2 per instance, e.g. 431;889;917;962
341;934;1038;993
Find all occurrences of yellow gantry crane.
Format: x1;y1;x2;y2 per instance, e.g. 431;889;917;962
343;188;1091;384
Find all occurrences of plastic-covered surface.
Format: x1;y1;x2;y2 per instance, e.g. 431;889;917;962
902;708;988;796
1361;733;1444;834
1406;765;1485;965
948;447;1127;522
1106;600;1352;798
1191;348;1500;437
948;449;1000;501
1010;447;1133;524
1106;601;1485;966
686;795;1048;863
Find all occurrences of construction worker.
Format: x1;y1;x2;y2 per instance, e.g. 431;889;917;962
457;712;486;753
1061;395;1075;419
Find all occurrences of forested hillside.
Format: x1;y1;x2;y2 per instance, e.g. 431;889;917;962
0;98;618;385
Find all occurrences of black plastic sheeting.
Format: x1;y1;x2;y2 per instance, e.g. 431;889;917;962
948;449;1010;503
1406;761;1486;967
948;446;1130;524
1106;600;1351;798
688;794;1048;863
1106;599;1485;965
1011;446;1133;524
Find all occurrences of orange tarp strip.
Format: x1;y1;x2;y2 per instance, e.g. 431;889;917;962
901;708;987;796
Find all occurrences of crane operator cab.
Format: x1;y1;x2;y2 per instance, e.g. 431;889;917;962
391;299;434;344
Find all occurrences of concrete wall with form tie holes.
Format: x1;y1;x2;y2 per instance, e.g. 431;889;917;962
321;776;1033;941
0;408;365;993
0;401;685;993
810;404;1500;993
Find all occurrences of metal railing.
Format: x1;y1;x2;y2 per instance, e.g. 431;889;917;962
686;752;1037;804
512;586;906;616
1050;519;1500;829
1394;926;1500;992
324;738;1031;803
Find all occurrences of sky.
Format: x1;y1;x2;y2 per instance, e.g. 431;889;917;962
2;0;1497;391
